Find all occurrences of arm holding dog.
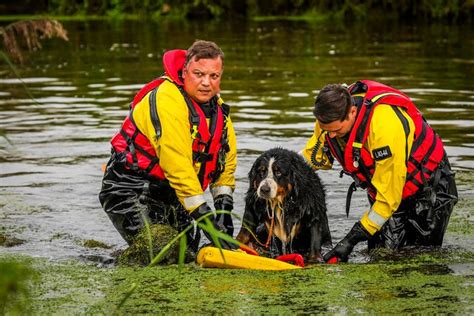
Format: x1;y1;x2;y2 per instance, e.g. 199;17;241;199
210;116;237;236
190;202;239;250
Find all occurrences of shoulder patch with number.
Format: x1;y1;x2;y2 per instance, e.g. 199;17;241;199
372;146;392;161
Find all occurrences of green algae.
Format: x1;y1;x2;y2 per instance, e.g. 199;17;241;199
0;233;25;247
448;193;474;235
0;255;115;315
0;173;471;314
1;249;472;315
118;224;194;266
0;258;36;315
83;239;112;249
447;170;474;236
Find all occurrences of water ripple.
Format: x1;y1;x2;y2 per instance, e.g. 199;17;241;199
229;100;266;107
0;77;58;84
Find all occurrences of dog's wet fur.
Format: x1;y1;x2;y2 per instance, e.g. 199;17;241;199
236;148;331;261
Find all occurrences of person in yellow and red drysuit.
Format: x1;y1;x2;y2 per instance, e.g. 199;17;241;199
301;80;458;262
99;40;238;252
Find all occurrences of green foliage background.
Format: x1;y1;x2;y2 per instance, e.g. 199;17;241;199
1;0;473;21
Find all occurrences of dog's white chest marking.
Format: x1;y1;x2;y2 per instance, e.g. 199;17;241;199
271;205;287;243
264;201;296;245
263;197;303;248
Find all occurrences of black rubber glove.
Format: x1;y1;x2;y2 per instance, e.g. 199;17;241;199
190;203;239;250
214;194;234;236
323;221;371;263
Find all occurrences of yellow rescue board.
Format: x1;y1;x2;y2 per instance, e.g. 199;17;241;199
196;246;302;270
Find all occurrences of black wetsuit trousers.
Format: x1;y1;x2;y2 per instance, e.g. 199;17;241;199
368;154;458;250
98;151;200;249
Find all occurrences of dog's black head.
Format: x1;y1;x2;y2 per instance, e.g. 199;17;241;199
249;147;301;203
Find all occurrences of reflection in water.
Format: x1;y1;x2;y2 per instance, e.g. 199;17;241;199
0;19;473;261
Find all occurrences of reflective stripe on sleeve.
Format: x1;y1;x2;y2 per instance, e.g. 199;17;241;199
184;194;206;211
360;208;389;235
368;208;388;227
211;185;233;198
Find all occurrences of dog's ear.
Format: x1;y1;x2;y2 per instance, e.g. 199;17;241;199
248;160;257;182
248;156;263;187
289;155;304;197
288;167;299;197
245;189;257;210
243;188;261;231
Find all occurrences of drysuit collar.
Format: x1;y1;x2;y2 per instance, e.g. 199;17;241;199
162;49;186;86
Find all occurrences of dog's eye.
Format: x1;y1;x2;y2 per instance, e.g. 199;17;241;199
274;170;282;177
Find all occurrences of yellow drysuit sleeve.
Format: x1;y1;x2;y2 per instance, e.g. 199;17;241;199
360;104;415;234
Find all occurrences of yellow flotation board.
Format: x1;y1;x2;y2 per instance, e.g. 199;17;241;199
196;246;302;270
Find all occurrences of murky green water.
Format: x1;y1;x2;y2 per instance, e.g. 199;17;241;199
0;19;473;265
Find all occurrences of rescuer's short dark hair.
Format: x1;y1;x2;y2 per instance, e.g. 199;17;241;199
313;84;353;124
185;40;224;68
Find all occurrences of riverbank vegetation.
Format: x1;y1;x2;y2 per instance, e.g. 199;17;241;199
1;0;473;22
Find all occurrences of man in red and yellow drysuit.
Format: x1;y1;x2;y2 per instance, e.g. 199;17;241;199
99;40;238;252
301;80;458;262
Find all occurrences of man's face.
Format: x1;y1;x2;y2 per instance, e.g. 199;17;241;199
319;105;357;138
182;56;223;103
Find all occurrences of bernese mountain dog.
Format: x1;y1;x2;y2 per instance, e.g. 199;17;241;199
236;147;332;261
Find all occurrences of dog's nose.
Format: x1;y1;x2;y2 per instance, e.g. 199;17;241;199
260;185;271;195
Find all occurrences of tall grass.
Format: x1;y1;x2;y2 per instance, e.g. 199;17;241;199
0;19;68;64
0;19;69;141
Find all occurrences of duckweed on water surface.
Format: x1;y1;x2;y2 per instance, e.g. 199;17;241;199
1;250;472;314
109;171;471;314
0;173;472;314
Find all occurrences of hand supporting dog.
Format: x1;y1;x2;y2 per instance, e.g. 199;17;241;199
323;221;371;262
214;194;234;236
191;203;239;250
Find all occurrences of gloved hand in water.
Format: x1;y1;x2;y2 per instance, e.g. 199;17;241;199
190;203;239;250
213;194;234;236
323;221;371;262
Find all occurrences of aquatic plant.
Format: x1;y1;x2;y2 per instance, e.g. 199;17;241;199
0;19;70;110
0;19;69;64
